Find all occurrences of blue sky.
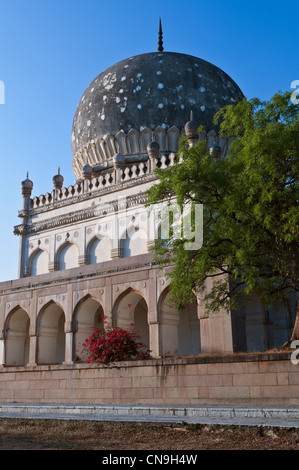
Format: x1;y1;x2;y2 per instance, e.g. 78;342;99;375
0;0;298;282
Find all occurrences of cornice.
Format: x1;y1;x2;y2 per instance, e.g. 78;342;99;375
26;172;158;218
14;191;151;236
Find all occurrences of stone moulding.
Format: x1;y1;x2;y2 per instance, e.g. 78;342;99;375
14;192;151;236
0;256;156;296
0;351;292;373
72;125;182;178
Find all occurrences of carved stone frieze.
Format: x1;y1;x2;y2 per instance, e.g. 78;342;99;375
14;192;150;236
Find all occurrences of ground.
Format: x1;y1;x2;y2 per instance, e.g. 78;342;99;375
0;418;299;451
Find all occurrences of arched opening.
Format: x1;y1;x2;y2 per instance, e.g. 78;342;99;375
113;289;149;351
89;236;111;264
122;227;148;258
159;289;200;356
241;292;297;352
30;249;49;276
58;243;79;271
37;302;65;364
5;307;30;366
73;296;104;362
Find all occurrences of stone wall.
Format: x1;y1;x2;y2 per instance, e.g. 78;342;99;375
0;352;298;406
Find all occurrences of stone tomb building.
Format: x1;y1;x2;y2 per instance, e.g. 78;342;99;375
0;39;296;375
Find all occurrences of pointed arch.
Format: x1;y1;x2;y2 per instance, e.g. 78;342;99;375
4;306;30;366
37;300;65;364
73;294;104;362
112;288;149;350
120;225;148;258
57;242;79;271
29;248;49;276
87;235;112;264
158;286;200;356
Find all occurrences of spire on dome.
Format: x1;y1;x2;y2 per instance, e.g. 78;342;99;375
158;18;164;52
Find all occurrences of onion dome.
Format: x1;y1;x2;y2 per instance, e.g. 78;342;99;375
113;153;125;169
71;48;243;177
21;172;33;197
53;167;64;190
184;110;198;145
81;161;93;180
147;135;160;159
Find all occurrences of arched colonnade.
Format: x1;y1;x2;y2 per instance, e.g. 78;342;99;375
1;285;200;367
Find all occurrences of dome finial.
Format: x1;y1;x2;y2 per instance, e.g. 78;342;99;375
158;18;164;52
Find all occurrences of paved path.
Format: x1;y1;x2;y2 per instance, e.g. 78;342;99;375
0;403;299;428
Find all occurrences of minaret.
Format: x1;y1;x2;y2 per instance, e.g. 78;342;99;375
21;172;33;212
19;173;34;278
147;133;160;171
184;111;199;147
53;166;64;190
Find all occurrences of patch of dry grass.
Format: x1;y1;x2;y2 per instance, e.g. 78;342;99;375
0;418;298;451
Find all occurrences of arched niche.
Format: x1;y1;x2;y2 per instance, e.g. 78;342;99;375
158;288;200;356
88;236;112;264
30;249;49;276
240;292;297;352
58;243;79;271
5;307;30;366
122;226;148;258
113;289;149;351
73;295;104;362
37;302;65;364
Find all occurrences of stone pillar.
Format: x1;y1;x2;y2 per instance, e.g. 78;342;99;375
111;247;123;259
48;261;58;272
148;323;160;358
0;338;5;366
28;335;37;366
103;280;113;327
148;276;160;357
64;321;74;364
197;277;234;354
78;255;89;266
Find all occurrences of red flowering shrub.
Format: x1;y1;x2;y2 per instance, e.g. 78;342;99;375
81;318;151;364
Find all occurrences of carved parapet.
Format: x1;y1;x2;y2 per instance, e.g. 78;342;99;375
72;126;182;178
25;129;230;216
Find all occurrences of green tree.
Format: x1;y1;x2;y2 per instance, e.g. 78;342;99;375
146;91;299;346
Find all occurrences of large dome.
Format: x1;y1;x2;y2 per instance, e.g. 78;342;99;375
71;51;243;177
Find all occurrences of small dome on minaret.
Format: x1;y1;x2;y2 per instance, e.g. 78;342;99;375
53;167;64;190
81;161;93;180
147;135;160;159
21;172;33;196
113;153;125;169
184;111;198;146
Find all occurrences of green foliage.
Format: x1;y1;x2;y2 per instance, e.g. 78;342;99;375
146;91;299;314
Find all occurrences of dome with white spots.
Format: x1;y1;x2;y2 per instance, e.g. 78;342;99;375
71;51;243;176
